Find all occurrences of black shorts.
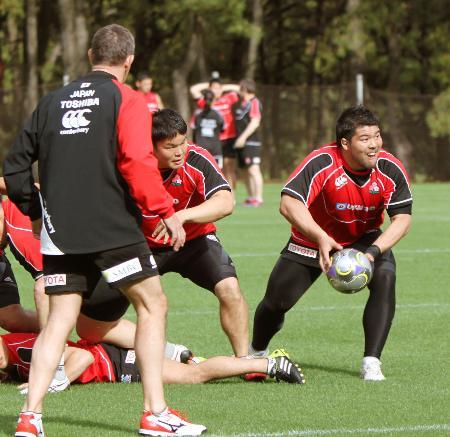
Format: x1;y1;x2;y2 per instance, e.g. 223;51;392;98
281;230;396;273
0;253;20;308
7;236;43;280
222;138;236;158
100;343;140;383
43;241;158;296
81;234;237;321
237;146;261;169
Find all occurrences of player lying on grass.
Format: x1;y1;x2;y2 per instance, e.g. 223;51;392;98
0;333;305;390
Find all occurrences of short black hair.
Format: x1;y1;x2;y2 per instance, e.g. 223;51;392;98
209;78;222;86
336;106;380;147
152;109;187;144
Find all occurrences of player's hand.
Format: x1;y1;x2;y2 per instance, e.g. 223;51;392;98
162;214;186;251
31;218;42;239
317;235;343;273
152;220;171;245
234;136;245;149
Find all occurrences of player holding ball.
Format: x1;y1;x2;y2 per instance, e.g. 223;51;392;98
250;106;412;381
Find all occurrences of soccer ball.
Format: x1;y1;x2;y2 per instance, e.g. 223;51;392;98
326;248;373;294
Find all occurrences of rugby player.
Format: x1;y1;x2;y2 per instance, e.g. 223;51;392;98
0;332;305;391
135;72;164;113
250;106;412;381
78;109;249;358
190;76;240;190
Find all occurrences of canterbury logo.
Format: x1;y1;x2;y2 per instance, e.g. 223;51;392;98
62;109;92;129
335;174;348;189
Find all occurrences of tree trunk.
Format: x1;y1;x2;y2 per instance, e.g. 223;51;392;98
246;0;263;79
172;15;202;120
58;0;89;82
386;27;414;174
25;0;39;116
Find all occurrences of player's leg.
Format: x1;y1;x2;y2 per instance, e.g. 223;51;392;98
247;163;263;203
0;304;39;333
360;251;396;380
120;275;167;414
24;292;82;412
175;235;249;357
214;277;249;357
251;256;321;353
222;139;237;192
33;277;48;329
0;255;39;332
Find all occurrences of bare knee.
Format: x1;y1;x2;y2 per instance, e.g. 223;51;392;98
215;279;246;307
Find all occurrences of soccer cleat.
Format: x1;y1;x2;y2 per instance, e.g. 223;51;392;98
270;356;306;384
139;408;206;435
166;343;193;364
360;356;385;381
243;198;263;207
15;412;45;437
268;348;290;359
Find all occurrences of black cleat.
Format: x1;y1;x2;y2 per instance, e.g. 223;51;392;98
271;356;306;384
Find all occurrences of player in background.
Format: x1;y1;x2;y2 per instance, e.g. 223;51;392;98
135;72;164;113
232;79;263;207
0;333;305;390
4;24;205;437
0;199;39;333
250;106;412;381
190;73;240;191
77;109;249;359
192;89;224;167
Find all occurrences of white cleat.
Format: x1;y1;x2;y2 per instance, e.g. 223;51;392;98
360;356;386;381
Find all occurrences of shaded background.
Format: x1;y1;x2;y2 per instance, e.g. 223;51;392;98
0;0;449;180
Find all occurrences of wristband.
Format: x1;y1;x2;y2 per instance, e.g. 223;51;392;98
365;244;381;261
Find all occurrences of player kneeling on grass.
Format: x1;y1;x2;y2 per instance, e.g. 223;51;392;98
0;333;305;390
77;108;250;359
250;106;412;381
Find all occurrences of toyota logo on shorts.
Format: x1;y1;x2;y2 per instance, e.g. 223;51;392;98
62;109;92;128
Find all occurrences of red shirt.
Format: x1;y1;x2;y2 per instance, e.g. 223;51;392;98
197;92;239;140
141;144;231;247
282;142;412;248
1;333;115;383
142;91;161;113
2;198;43;276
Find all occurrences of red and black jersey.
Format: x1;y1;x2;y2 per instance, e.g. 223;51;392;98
142;91;161;113
142;144;231;248
1;333;115;383
2;198;43;279
233;96;262;146
3;71;174;255
192;107;224;157
282;142;412;248
197;92;239;140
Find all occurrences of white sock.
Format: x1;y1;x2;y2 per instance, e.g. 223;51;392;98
266;357;276;376
248;344;269;357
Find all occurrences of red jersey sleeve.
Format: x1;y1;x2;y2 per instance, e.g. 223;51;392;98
249;98;262;119
114;81;174;219
282;150;334;206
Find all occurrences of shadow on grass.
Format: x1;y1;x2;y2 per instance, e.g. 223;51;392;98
0;414;133;436
302;362;359;378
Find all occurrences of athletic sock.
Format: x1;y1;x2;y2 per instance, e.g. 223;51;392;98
266;357;276;376
248;343;269;358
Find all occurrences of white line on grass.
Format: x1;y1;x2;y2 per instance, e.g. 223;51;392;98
168;302;448;316
207;423;450;436
230;248;450;257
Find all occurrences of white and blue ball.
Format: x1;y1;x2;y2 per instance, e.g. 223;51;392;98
326;248;373;294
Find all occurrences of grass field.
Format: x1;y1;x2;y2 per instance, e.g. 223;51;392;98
1;183;449;436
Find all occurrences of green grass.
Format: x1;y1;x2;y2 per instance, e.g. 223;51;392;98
1;183;450;436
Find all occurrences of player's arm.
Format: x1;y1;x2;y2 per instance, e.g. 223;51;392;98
156;93;164;109
234;117;261;149
177;189;233;224
221;84;240;93
280;194;342;272
190;82;210;99
365;213;412;262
